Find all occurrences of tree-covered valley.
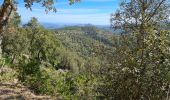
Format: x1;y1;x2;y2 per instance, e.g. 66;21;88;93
0;0;170;100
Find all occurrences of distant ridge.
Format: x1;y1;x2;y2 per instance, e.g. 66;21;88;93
40;22;121;33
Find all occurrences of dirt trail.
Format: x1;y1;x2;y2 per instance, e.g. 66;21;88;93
0;82;56;100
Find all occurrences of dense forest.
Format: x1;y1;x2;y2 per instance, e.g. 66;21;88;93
0;0;170;100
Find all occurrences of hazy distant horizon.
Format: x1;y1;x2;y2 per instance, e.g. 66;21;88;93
21;21;111;27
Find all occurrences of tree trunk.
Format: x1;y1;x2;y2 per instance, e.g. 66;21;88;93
0;21;4;59
0;0;14;59
0;35;3;59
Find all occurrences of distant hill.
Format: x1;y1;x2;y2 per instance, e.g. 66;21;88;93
41;23;121;34
41;23;67;29
54;26;116;57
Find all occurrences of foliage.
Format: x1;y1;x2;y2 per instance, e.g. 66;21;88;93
96;0;170;99
0;57;17;82
1;0;170;99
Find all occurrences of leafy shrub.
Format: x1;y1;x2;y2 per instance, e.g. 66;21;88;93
0;57;17;82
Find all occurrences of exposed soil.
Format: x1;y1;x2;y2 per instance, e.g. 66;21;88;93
0;82;56;100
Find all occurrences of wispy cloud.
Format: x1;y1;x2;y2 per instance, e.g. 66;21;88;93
18;7;111;25
17;0;119;25
57;8;101;14
39;13;110;25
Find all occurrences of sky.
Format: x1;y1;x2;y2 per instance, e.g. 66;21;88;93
1;0;120;25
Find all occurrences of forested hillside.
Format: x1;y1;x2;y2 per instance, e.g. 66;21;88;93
0;0;170;100
1;14;118;99
55;26;115;56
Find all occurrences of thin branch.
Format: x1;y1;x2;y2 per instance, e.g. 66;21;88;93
146;0;166;22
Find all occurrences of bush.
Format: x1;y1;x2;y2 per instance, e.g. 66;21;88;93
0;57;17;82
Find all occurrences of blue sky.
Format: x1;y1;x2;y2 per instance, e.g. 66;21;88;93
1;0;120;25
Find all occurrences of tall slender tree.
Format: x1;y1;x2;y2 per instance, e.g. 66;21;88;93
97;0;170;99
111;0;170;68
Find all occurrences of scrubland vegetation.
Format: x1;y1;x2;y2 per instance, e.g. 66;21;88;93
0;0;170;99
